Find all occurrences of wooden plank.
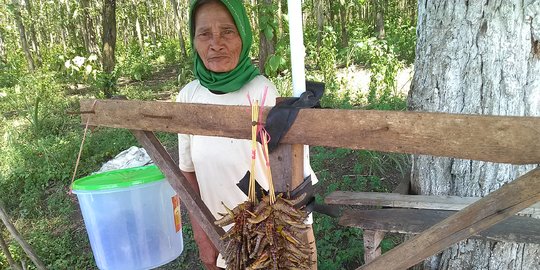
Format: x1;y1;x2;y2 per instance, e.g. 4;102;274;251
341;208;540;244
269;144;293;192
357;167;540;270
291;144;304;189
325;191;540;216
80;99;540;164
130;130;226;254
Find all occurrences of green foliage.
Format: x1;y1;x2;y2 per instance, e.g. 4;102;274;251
0;72;68;137
119;51;154;82
0;57;24;88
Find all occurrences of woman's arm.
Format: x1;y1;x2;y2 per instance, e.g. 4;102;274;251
181;170;220;270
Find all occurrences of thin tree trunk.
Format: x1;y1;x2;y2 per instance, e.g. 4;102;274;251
338;2;349;48
132;0;144;53
0;228;22;270
315;0;324;49
257;0;275;74
0;29;6;62
102;0;117;98
169;0;187;57
80;0;100;55
11;0;35;71
0;201;46;270
277;0;283;38
145;0;157;44
24;0;42;66
409;1;540;269
64;0;78;49
374;0;385;39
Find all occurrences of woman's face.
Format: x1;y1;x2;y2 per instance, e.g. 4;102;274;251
194;2;242;73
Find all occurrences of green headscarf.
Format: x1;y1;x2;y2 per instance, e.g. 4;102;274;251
189;0;260;93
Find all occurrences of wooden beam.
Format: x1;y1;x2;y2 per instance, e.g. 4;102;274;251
0;201;46;270
341;208;540;244
80;99;540;164
130;130;226;254
325;191;540;216
0;226;23;270
357;167;540;270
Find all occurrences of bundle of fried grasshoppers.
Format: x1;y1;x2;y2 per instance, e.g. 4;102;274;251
214;98;313;270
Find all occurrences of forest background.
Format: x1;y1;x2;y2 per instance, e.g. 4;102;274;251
0;0;417;269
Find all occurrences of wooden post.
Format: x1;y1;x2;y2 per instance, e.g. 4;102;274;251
0;226;23;270
130;130;227;254
362;174;410;263
363;230;385;263
0;201;47;270
357;167;540;270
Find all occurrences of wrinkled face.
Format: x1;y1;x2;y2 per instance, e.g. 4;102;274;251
194;2;242;73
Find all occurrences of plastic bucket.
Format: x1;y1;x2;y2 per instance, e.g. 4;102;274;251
72;165;183;270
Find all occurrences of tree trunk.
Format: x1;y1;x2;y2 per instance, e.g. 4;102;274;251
374;0;385;39
23;0;42;66
102;0;117;98
315;0;324;49
408;1;540;269
63;0;78;50
11;0;35;71
0;29;5;62
338;2;348;48
257;0;275;74
169;0;187;57
145;0;157;44
80;0;100;55
132;0;144;53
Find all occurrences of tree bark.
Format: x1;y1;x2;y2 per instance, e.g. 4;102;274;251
102;0;117;98
11;0;35;71
257;0;275;74
169;0;187;57
408;1;540;269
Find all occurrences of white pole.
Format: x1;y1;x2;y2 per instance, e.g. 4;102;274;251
288;0;306;97
287;0;311;179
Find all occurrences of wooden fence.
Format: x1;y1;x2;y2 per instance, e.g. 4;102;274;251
80;99;540;270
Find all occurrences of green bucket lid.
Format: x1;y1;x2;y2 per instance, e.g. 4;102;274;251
72;165;165;191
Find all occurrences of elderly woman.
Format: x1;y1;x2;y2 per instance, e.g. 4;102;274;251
177;0;316;269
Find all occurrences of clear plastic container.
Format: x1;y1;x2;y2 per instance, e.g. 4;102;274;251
72;165;184;270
